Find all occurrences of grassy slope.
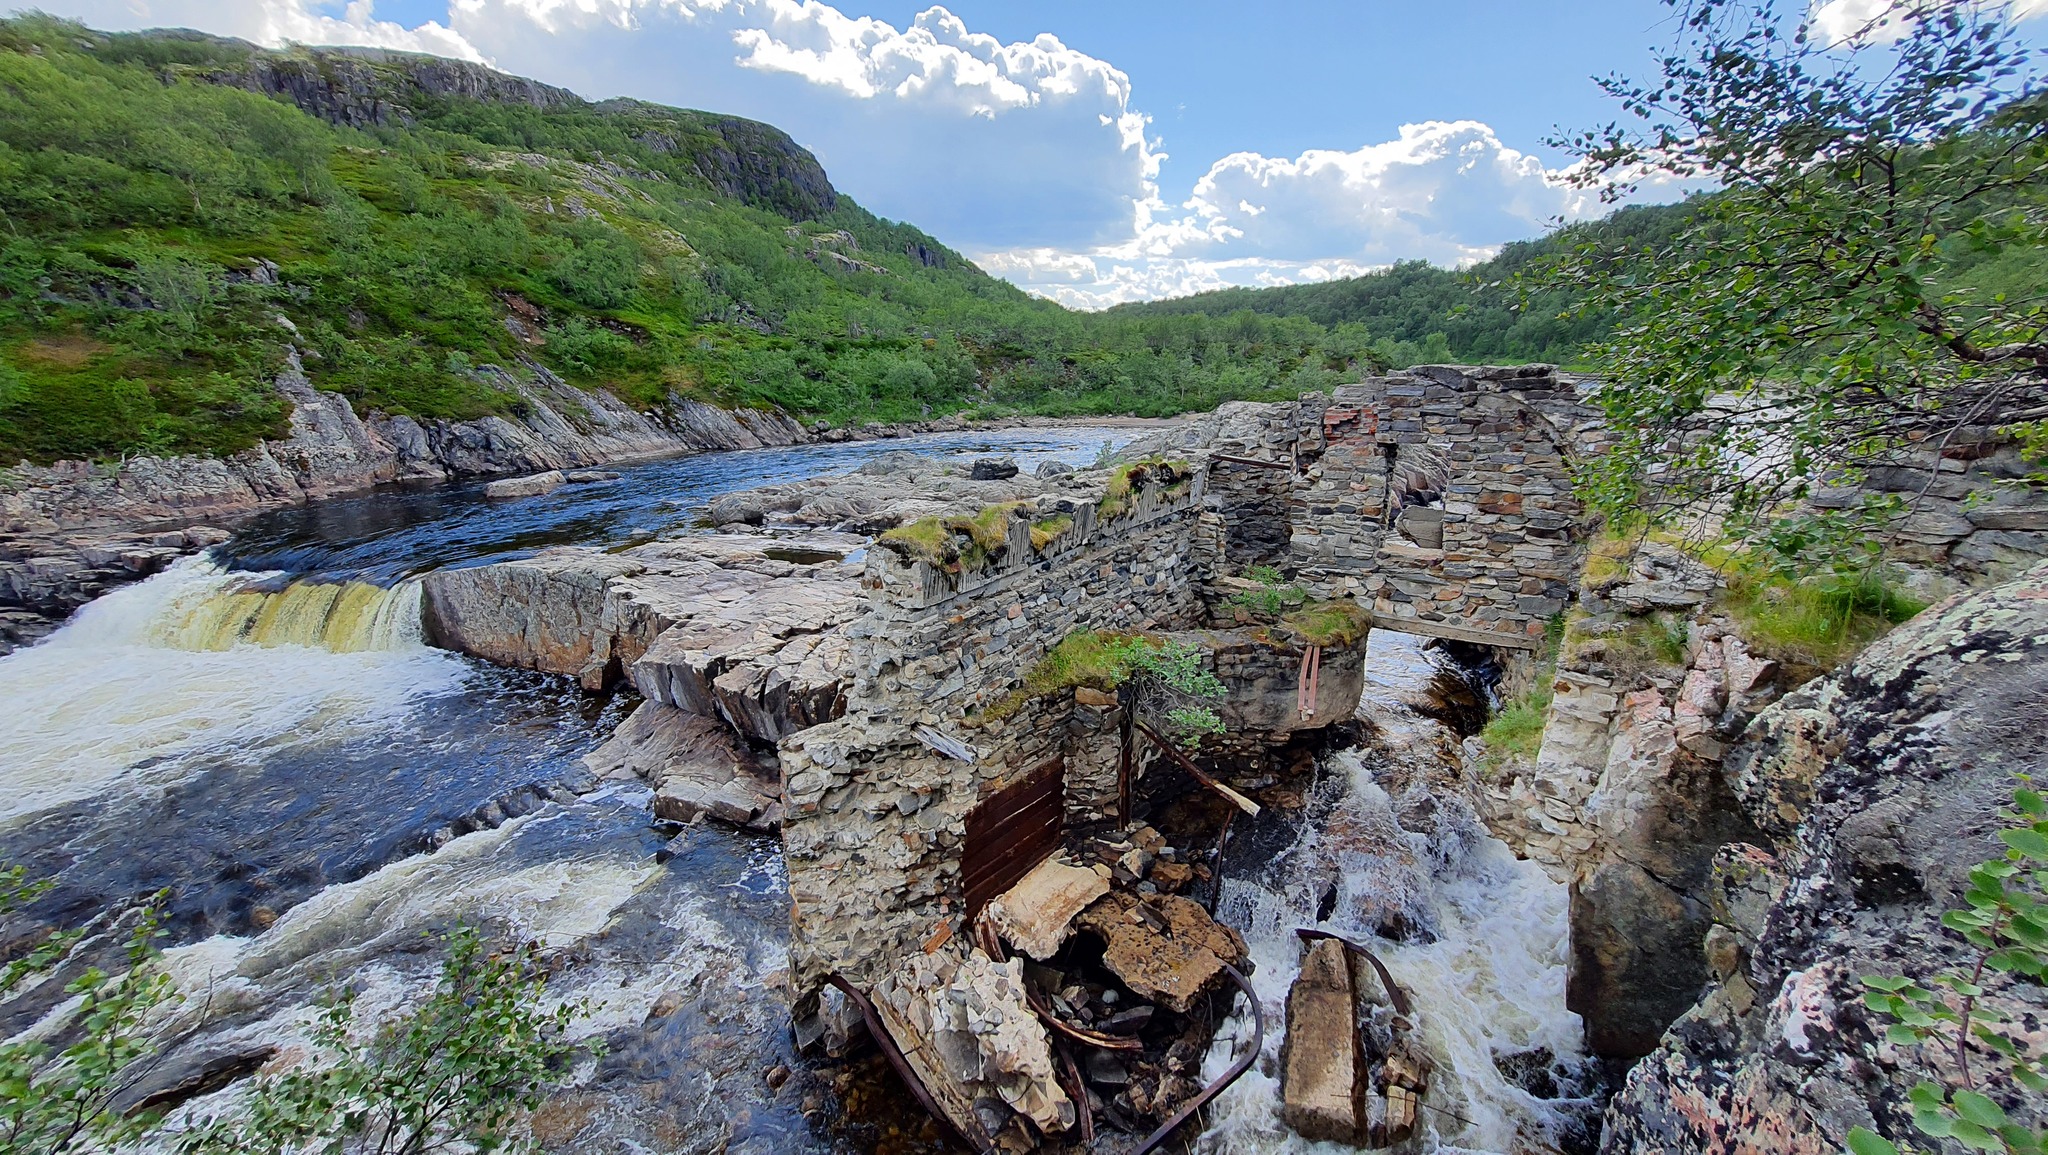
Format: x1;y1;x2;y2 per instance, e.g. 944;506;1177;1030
0;18;1388;464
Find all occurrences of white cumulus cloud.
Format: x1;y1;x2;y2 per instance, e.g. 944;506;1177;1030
990;121;1633;310
1810;0;2046;44
52;0;478;57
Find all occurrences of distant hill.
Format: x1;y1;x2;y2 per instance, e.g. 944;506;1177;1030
1107;201;1699;368
0;16;1682;465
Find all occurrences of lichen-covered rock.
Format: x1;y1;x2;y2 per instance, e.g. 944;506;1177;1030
1602;561;2048;1154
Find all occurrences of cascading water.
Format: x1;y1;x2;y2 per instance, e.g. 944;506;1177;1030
1193;634;1603;1155
0;557;463;825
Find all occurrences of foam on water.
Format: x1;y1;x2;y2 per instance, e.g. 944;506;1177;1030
1198;740;1587;1153
0;557;465;825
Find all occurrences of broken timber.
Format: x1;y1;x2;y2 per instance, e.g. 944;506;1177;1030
1135;722;1261;816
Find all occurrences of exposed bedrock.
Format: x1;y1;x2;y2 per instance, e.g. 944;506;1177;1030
583;701;783;828
419;533;865;736
0;355;807;537
1601;562;2048;1154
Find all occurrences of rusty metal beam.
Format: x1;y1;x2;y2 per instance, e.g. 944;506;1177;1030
824;974;996;1154
1294;927;1412;1017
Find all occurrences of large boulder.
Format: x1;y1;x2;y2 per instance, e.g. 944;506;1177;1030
1603;561;2048;1153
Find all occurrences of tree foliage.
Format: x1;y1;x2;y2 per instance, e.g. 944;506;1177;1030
0;868;176;1155
179;927;591;1155
0;858;587;1155
1539;0;2048;564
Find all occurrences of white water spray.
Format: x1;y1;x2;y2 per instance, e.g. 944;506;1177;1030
0;557;465;825
1197;635;1592;1155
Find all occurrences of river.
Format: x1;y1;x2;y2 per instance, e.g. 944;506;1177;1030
0;425;1589;1154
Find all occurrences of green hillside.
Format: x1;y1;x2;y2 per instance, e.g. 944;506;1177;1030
0;17;1413;464
1107;202;1699;367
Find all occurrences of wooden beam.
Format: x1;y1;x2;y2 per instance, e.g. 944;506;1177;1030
1365;613;1542;651
1135;722;1261;816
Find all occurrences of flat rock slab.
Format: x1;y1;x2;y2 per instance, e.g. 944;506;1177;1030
483;470;566;498
583;701;779;827
1281;937;1360;1143
1076;891;1250;1014
984;857;1110;960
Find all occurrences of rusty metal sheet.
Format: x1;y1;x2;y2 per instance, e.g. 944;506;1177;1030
962;757;1063;919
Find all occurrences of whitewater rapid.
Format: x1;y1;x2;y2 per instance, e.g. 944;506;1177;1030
0;558;466;825
1195;635;1594;1155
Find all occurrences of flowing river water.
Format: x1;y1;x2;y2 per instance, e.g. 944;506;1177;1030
0;426;1590;1155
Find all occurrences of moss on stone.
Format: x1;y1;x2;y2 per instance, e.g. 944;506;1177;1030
1029;515;1073;551
876;501;1033;572
1280;598;1373;648
1097;458;1191;520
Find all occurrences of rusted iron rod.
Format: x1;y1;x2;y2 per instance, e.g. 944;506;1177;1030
977;913;1146;1053
1294;927;1413;1017
1054;1042;1096;1145
1211;453;1293;471
1131;964;1265;1155
1026;985;1145;1052
824;974;995;1154
1135;722;1261;817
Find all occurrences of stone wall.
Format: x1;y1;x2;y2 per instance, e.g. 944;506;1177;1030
779;474;1209;993
1810;442;2048;589
1289;366;1601;647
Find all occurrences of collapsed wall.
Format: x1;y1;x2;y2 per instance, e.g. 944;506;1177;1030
779;474;1209;994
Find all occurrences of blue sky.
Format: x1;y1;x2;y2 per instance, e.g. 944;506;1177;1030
27;0;2047;306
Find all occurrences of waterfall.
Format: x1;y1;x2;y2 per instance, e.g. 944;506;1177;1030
144;572;426;653
1195;634;1601;1155
0;557;465;826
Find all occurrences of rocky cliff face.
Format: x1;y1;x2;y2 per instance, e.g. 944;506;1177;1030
197;45;838;220
1601;562;2048;1154
0;358;807;650
202;46;580;128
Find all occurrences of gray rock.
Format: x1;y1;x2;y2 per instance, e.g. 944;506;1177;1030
563;469;621;484
1035;460;1075;478
968;456;1019;480
482;470;566;499
1605;562;2048;1153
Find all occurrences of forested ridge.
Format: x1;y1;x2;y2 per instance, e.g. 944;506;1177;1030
6;16;2035;470
0;17;1417;465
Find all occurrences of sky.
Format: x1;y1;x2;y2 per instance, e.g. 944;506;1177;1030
20;0;2048;308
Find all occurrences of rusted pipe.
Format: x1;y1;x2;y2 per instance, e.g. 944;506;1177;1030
978;912;1146;1053
1131;964;1264;1155
1294;927;1412;1017
1024;984;1144;1052
1054;1042;1096;1145
824;975;995;1154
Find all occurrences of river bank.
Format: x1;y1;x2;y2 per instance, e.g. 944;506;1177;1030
0;361;1175;654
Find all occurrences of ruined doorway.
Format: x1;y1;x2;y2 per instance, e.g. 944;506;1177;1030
962;757;1065;919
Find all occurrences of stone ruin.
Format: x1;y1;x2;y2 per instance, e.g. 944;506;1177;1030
417;364;1611;1150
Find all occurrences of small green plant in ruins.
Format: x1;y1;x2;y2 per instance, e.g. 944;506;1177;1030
1001;631;1227;746
1120;637;1229;748
1229;564;1308;619
1847;783;2048;1155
